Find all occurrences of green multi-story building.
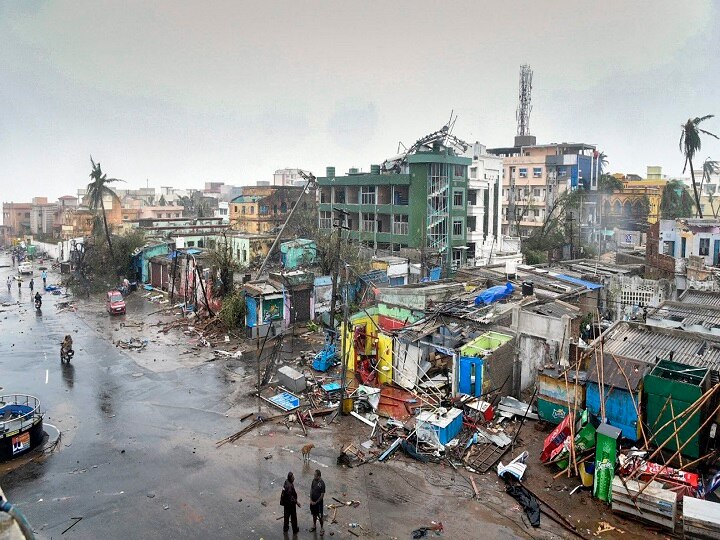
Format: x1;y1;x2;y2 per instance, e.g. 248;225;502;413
318;137;471;273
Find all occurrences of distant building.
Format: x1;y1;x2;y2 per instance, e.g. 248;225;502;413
602;167;667;231
229;186;309;234
273;168;306;187
2;202;33;238
318;130;472;274
488;138;598;237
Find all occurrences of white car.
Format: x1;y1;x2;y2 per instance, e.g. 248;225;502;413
18;262;33;275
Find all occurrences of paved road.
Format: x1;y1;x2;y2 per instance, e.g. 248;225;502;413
0;256;535;540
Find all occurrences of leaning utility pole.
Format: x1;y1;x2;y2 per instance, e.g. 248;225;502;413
328;209;347;340
338;263;350;415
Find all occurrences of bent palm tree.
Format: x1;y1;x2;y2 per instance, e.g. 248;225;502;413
87;156;123;257
700;158;720;217
680;116;719;218
660;180;694;219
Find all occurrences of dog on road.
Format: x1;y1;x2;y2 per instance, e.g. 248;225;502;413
301;443;315;463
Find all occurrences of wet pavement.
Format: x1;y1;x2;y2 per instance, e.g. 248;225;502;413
0;255;557;539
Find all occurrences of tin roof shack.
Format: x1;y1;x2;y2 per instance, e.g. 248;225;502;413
268;270;314;326
131;242;171;283
279;238;316;270
172;249;216;314
371;256;410;287
392;319;514;397
585;353;650;441
376;280;466;323
511;300;582;393
537;368;586;425
244;280;286;339
646;301;720;337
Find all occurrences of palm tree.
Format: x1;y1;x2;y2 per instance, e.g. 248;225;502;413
597;151;608;176
660;180;694;219
680;115;719;218
86;156;123;256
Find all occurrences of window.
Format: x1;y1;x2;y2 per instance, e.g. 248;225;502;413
469;167;477;179
453;190;464;207
281;202;287;212
273;205;278;214
533;167;542;178
533;188;541;198
454;165;465;178
361;186;376;205
250;206;254;214
176;213;180;218
260;205;268;215
452;219;463;236
393;214;409;235
319;211;332;229
519;168;528;178
467;216;477;232
361;212;376;232
700;238;711;256
241;206;246;214
467;189;477;205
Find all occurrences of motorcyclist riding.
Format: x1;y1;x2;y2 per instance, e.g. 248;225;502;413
34;292;42;309
61;334;74;362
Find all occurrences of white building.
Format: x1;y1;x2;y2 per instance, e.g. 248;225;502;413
273;168;306;187
467;142;520;266
214;201;230;223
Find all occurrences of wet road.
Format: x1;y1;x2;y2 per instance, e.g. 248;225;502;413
0;256;537;540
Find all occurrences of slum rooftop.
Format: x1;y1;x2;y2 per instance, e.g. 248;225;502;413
600;321;720;369
547;258;643;278
647;301;720;333
678;289;720;307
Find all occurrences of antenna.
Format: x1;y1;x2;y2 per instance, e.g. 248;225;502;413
516;64;533;136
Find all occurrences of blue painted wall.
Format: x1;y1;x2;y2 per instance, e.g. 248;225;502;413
586;382;640;441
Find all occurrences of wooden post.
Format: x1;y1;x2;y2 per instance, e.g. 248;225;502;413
668;399;683;469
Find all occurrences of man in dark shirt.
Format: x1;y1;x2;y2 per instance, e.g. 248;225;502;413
309;469;326;535
282;471;300;535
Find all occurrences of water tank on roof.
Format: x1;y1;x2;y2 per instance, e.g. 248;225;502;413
370;164;380;174
349;167;359;174
326;167;335;178
522;280;534;297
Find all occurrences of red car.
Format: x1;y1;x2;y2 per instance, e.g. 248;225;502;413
106;290;126;315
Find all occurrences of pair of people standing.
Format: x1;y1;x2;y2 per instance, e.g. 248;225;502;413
282;470;325;536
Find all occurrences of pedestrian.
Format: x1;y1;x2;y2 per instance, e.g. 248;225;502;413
11;254;15;267
41;270;47;289
17;279;21;293
281;471;301;536
309;469;326;535
29;278;34;293
6;277;11;293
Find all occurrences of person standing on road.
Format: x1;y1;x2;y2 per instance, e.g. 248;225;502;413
11;254;15;267
309;469;326;535
41;270;47;289
6;277;11;293
29;278;34;293
17;279;21;294
281;471;301;535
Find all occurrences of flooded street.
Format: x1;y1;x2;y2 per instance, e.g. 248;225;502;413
0;256;542;539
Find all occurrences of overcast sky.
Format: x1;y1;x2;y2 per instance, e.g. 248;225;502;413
2;0;720;207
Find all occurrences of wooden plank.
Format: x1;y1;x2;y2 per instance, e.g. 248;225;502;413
611;477;676;530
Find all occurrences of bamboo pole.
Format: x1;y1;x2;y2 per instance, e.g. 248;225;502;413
633;401;720;501
668;399;684;469
642;383;719;459
609;354;648;448
563;368;577;477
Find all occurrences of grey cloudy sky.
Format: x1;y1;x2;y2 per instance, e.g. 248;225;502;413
2;0;719;205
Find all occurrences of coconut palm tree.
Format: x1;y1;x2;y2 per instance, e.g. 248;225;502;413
597;151;608;176
660;180;694;219
86;156;123;256
680;116;719;218
699;158;720;217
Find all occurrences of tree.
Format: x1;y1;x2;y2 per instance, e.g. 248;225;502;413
597;151;609;176
87;157;123;257
158;194;167;206
680;115;719;218
660;180;694;219
598;174;624;193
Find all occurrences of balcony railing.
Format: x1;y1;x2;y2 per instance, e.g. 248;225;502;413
361;221;377;233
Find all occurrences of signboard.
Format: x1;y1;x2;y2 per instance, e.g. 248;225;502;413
267;391;300;411
12;432;30;455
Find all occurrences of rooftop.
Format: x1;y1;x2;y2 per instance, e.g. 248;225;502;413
678;289;720;307
647;300;720;330
600;322;720;369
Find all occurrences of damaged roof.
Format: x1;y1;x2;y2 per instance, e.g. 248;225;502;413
678;289;720;307
600;322;720;369
647;301;720;331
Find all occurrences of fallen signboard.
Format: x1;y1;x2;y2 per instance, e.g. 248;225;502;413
264;390;301;412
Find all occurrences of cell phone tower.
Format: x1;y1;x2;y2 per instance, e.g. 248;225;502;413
516;64;533;136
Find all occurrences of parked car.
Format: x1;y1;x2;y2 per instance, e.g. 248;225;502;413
17;262;33;275
106;290;126;315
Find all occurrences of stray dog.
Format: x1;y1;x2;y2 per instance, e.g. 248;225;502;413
301;443;315;463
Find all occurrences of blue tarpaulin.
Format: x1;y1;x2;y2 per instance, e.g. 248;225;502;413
553;274;603;290
474;282;514;306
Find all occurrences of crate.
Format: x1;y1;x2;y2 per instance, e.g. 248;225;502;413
611;477;677;530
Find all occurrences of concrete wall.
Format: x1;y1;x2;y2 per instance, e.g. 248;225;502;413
31;240;62;259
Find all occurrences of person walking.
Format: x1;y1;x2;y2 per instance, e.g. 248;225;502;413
11;254;15;267
281;471;301;536
41;270;47;289
6;277;11;293
309;469;326;535
17;279;21;294
29;278;34;293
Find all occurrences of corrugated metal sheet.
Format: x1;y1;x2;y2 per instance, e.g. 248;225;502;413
678;290;720;307
602;322;720;368
647;301;720;328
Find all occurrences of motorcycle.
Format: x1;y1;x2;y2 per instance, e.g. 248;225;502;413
60;342;74;363
34;298;42;310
